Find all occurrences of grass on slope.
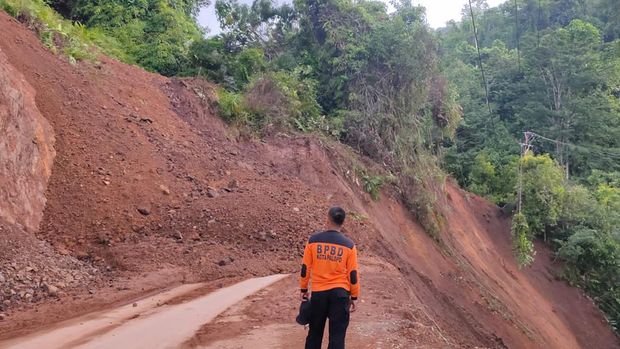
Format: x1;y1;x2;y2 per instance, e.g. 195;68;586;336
0;0;131;63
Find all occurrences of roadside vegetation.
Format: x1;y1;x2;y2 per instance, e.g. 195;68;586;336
0;0;129;62
0;0;618;333
440;0;620;331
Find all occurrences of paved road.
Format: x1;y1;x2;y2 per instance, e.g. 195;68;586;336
1;274;289;349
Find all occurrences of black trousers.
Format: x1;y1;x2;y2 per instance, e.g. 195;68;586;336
305;288;351;349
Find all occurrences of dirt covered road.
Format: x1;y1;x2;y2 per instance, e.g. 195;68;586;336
1;258;451;349
189;257;453;349
0;275;288;349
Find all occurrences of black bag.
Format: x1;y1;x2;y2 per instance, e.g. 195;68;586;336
296;298;311;325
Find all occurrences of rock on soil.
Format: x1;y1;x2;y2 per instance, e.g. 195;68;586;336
159;185;171;195
206;187;219;198
0;220;95;312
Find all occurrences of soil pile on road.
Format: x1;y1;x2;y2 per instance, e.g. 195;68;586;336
0;10;617;349
0;29;93;317
0;221;94;316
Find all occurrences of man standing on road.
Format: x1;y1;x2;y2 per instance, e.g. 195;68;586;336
300;206;360;349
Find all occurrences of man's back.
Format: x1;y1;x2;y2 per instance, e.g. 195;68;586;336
300;230;359;297
299;207;359;349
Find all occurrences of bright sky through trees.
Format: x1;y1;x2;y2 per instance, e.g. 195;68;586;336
198;0;505;35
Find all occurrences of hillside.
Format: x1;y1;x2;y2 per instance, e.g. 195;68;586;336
0;9;618;348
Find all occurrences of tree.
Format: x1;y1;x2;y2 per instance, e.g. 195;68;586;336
520;153;565;239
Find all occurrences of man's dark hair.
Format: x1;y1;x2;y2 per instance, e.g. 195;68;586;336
328;206;346;226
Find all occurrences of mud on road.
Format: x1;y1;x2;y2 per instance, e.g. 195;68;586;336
0;275;288;349
190;258;453;349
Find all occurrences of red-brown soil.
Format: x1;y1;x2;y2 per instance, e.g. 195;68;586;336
0;10;618;348
189;257;452;349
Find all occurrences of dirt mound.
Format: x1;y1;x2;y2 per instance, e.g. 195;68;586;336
0;30;95;318
0;10;367;314
0;219;96;316
0;9;617;348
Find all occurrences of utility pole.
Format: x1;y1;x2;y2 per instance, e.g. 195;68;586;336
517;132;531;214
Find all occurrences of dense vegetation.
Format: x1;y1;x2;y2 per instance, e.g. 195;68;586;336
0;0;617;333
439;0;620;331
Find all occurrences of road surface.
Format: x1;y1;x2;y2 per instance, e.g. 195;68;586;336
0;274;289;349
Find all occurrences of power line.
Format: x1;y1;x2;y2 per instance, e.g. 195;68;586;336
514;0;521;72
467;0;493;119
536;0;542;46
525;131;620;159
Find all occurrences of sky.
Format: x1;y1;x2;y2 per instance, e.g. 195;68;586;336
197;0;506;36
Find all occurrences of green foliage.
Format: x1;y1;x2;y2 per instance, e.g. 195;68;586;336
516;153;620;329
557;228;620;331
229;48;266;88
214;0;295;52
467;152;518;205
358;171;390;201
186;37;226;80
399;153;447;241
512;212;535;268
0;0;129;62
39;0;207;75
520;153;566;237
216;69;324;134
216;89;252;124
242;70;321;131
439;3;620;329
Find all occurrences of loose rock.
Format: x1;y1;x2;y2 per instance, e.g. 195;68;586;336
171;231;183;241
137;206;151;216
44;283;59;297
228;179;239;189
159;184;170;195
207;187;219;198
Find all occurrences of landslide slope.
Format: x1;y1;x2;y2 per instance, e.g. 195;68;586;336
0;10;617;348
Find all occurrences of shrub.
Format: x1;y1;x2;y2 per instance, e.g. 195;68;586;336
360;173;386;201
511;212;536;268
0;0;128;62
242;70;322;131
467;151;518;205
399;154;447;242
186;38;226;81
520;153;566;240
216;89;252;125
557;228;620;331
228;48;266;89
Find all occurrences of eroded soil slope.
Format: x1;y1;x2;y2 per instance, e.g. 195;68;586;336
0;10;617;348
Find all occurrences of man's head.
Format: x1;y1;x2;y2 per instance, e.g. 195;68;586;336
327;206;346;227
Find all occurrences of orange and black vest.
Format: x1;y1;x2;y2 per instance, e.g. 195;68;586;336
300;230;360;300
